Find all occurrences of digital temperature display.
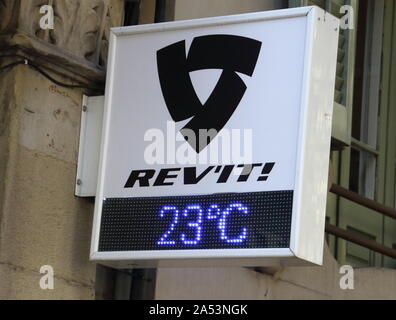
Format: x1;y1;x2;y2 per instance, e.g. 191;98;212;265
98;191;293;251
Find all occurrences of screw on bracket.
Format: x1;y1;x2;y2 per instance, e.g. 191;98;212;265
82;106;87;112
76;179;82;186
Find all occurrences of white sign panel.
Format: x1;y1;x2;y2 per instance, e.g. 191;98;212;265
90;6;339;268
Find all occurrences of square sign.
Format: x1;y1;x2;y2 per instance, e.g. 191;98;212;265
90;6;339;268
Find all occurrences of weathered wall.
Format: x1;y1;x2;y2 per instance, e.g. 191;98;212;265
0;66;95;299
0;0;124;299
155;244;396;299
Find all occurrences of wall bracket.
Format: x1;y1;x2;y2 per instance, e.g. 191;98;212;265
75;95;104;197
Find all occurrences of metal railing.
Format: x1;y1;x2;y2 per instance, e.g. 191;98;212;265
327;184;396;260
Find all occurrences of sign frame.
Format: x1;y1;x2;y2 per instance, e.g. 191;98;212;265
89;6;339;268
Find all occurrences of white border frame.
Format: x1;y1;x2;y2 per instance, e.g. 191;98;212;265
90;6;338;268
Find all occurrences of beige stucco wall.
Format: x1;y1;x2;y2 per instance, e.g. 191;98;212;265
0;66;95;299
174;0;287;20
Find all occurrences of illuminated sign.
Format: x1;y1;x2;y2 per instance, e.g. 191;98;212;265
89;7;340;268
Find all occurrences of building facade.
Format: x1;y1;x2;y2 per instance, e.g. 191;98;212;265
0;0;395;299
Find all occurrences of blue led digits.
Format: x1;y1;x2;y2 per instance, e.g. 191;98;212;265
180;205;203;245
157;202;249;246
218;203;248;244
157;206;179;245
207;204;221;219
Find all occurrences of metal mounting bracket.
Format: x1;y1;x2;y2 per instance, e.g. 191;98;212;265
75;95;104;197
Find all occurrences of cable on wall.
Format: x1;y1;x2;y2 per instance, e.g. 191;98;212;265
0;54;104;93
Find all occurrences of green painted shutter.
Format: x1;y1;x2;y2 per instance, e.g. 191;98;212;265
329;0;347;105
289;0;358;146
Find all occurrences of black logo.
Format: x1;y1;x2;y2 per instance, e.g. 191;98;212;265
157;35;262;152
